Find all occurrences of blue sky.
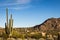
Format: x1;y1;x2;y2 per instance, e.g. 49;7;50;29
0;0;60;28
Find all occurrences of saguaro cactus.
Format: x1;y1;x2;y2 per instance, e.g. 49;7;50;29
5;8;13;38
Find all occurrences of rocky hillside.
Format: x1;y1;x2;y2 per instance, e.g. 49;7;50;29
33;18;60;32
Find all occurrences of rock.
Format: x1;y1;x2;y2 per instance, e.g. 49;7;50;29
39;38;45;40
7;38;16;40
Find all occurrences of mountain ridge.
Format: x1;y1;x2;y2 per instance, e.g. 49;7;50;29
33;18;60;32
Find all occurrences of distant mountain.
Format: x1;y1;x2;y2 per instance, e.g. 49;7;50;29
33;18;60;32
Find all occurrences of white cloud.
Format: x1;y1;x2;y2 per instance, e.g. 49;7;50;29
0;5;32;10
9;6;31;10
0;3;18;6
17;0;31;4
0;0;32;10
0;0;31;6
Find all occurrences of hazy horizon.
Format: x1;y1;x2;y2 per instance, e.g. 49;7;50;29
0;0;60;28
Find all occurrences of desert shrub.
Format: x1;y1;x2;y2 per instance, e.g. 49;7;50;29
27;33;42;39
2;32;8;38
12;30;21;38
12;30;25;38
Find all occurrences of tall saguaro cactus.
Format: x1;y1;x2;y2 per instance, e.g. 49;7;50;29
5;8;13;38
